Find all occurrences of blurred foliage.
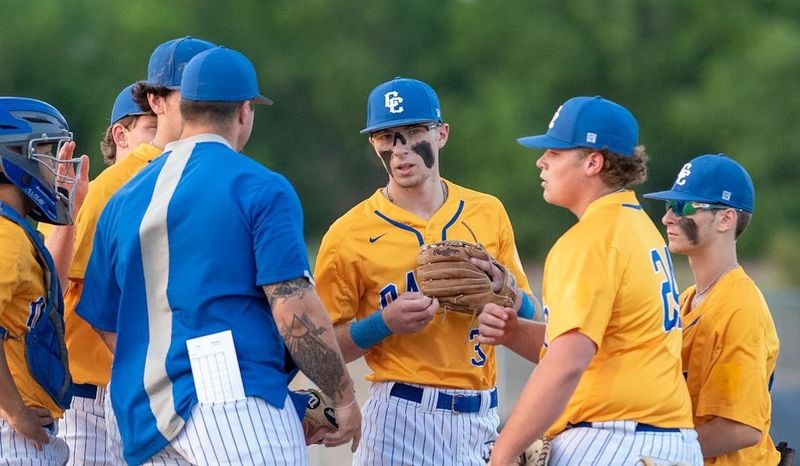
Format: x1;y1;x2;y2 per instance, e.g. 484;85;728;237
2;0;799;278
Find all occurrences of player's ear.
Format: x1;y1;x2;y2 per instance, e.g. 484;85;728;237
715;208;738;234
111;123;128;148
147;93;167;115
436;123;450;149
237;100;252;125
584;150;604;176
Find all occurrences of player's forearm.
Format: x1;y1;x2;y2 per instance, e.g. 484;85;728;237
696;416;761;459
491;331;595;463
503;319;545;363
266;280;356;406
44;224;76;289
334;323;368;363
0;344;26;423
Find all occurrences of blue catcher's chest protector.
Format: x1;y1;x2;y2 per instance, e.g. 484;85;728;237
0;202;72;409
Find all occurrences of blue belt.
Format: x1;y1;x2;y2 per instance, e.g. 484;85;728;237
390;383;497;413
571;421;680;433
72;383;98;399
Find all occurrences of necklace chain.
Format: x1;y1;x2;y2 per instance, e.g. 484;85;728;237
696;264;738;297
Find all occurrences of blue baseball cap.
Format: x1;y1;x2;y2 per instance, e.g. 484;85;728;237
644;154;755;212
146;36;216;89
361;77;442;134
180;47;273;104
110;84;148;124
517;96;639;157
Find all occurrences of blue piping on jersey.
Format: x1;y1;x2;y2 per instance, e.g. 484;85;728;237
441;200;465;240
622;203;642;210
373;210;424;245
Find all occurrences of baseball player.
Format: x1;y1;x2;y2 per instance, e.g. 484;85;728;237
645;154;781;465
99;83;157;166
483;96;703;465
314;76;536;465
77;46;361;466
131;35;215;152
41;37;214;465
0;97;89;465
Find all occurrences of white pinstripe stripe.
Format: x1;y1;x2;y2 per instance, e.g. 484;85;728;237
57;386;110;466
108;395;306;465
0;418;70;465
102;387;127;464
138;142;194;441
354;382;498;466
549;421;702;465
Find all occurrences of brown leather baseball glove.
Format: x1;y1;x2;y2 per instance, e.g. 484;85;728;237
519;437;551;465
486;437;551;465
296;388;338;437
416;240;518;316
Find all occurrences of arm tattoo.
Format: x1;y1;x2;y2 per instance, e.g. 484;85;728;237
279;313;348;400
264;277;312;309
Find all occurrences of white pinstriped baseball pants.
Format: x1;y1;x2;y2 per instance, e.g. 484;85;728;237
104;390;308;465
0;417;69;465
354;381;499;466
549;420;703;466
57;385;110;466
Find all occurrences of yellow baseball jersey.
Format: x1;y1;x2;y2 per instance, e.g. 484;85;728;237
0;218;63;418
680;267;780;465
39;143;161;386
541;191;693;437
315;179;532;390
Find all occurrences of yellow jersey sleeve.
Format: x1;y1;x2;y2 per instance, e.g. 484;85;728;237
494;200;533;297
0;219;23;319
315;222;363;325
542;235;617;346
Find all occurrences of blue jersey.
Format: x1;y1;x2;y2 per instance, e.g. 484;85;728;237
76;134;311;466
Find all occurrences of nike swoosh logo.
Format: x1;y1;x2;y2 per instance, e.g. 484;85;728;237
369;233;387;243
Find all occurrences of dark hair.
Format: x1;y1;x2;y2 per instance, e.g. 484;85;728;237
582;145;649;188
179;100;246;129
99;114;152;166
734;211;752;239
131;81;171;113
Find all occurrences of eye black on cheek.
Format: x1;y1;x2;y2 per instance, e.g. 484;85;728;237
378;150;393;175
411;141;434;168
678;217;700;245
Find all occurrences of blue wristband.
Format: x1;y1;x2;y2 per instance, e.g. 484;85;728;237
517;293;535;320
350;310;393;349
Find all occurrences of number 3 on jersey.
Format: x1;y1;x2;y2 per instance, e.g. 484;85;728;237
468;328;487;366
651;246;680;331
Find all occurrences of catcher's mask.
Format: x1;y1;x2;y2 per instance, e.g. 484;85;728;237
362;76;443;134
0;97;82;225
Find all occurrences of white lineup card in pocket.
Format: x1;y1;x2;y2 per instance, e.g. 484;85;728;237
186;330;246;403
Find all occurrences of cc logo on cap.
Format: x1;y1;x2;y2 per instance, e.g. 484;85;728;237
384;91;404;114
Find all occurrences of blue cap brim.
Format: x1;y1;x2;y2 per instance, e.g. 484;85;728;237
642;189;718;203
361;117;439;134
254;95;274;105
517;134;579;150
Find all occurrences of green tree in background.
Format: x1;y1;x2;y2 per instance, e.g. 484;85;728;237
2;0;798;283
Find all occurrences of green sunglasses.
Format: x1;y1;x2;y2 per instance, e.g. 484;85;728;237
665;200;732;217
